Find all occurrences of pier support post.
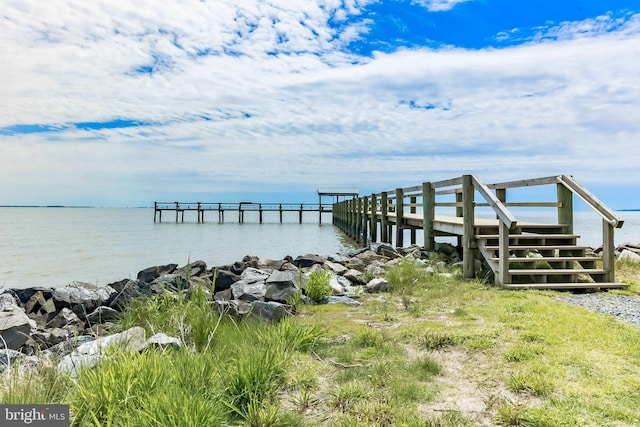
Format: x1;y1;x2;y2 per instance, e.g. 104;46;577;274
362;197;369;245
381;192;389;243
299;204;303;224
395;188;404;248
497;221;510;286
370;193;377;243
462;175;475;279
410;196;417;245
422;182;434;251
175;202;179;223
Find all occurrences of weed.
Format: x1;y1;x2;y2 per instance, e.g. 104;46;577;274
305;270;333;301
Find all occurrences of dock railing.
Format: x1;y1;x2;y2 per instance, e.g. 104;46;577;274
332;174;623;285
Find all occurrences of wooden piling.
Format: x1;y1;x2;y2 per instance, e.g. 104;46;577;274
422;182;434;251
462;175;475;279
395;188;404;247
381;192;389;243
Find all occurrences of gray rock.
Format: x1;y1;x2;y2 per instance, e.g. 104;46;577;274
231;281;267;302
52;282;117;320
109;280;142;310
344;269;366;285
11;287;53;305
0;292;18;309
1;348;26;373
250;301;289;322
324;260;348;275
355;250;381;263
137;264;178;284
24;291;56;317
178;260;208;277
214;288;233;301
44;335;94;358
293;254;327;268
619;249;640;263
324;296;361;306
265;270;299;303
240;267;271;284
212;270;239;291
30;327;70;349
329;277;345;295
372;243;401;259
346;257;365;271
365;261;387;277
147;333;182;349
73;326;147;357
47;308;83;330
152;274;191;292
213;300;252;317
366;278;389;293
258;258;286;271
58;353;102;376
86;306;119;324
0;301;33;350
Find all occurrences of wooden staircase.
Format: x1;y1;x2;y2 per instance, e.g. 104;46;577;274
476;223;626;290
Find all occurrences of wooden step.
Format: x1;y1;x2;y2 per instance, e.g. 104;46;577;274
490;256;598;262
509;269;606;276
476;234;580;240
482;245;587;251
502;282;628;290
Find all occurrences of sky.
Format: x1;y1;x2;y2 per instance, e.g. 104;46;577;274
1;0;639;208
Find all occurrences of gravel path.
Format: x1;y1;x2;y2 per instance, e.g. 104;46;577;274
560;294;640;328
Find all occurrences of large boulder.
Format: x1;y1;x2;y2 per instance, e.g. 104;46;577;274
58;326;148;375
366;278;389;293
212;270;240;292
231;281;267;302
47;308;83;330
294;254;327;269
323;260;348;275
250;301;289;322
109;280;142;310
137;264;178;284
151;274;191;292
86;306;119;324
619;249;640;263
344;269;366;285
240;267;271;284
265;270;299;303
178;260;208;278
52;282;117;320
0;297;33;350
0;349;38;373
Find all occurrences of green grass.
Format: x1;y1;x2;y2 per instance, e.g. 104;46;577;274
3;259;640;426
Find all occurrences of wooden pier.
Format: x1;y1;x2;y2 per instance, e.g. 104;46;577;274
332;174;626;290
154;202;332;224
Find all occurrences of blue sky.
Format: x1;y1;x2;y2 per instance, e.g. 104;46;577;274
1;0;639;208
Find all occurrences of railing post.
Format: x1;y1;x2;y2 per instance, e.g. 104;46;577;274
557;182;574;234
362;196;369;245
496;188;506;220
395;188;404;248
370;194;377;243
603;220;615;282
381;192;389;243
497;221;510;286
462;175;475;279
422;182;434;251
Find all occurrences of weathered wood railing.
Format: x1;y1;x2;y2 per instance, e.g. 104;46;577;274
332;175;624;286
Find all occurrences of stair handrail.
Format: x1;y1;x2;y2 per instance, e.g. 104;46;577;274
556;175;624;228
471;175;518;230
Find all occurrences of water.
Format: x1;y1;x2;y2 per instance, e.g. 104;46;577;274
0;208;354;289
1;208;639;290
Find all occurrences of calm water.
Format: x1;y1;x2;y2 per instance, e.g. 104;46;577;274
0;208;354;289
0;208;639;289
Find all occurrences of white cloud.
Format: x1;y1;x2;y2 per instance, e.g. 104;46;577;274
414;0;472;13
0;2;639;206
